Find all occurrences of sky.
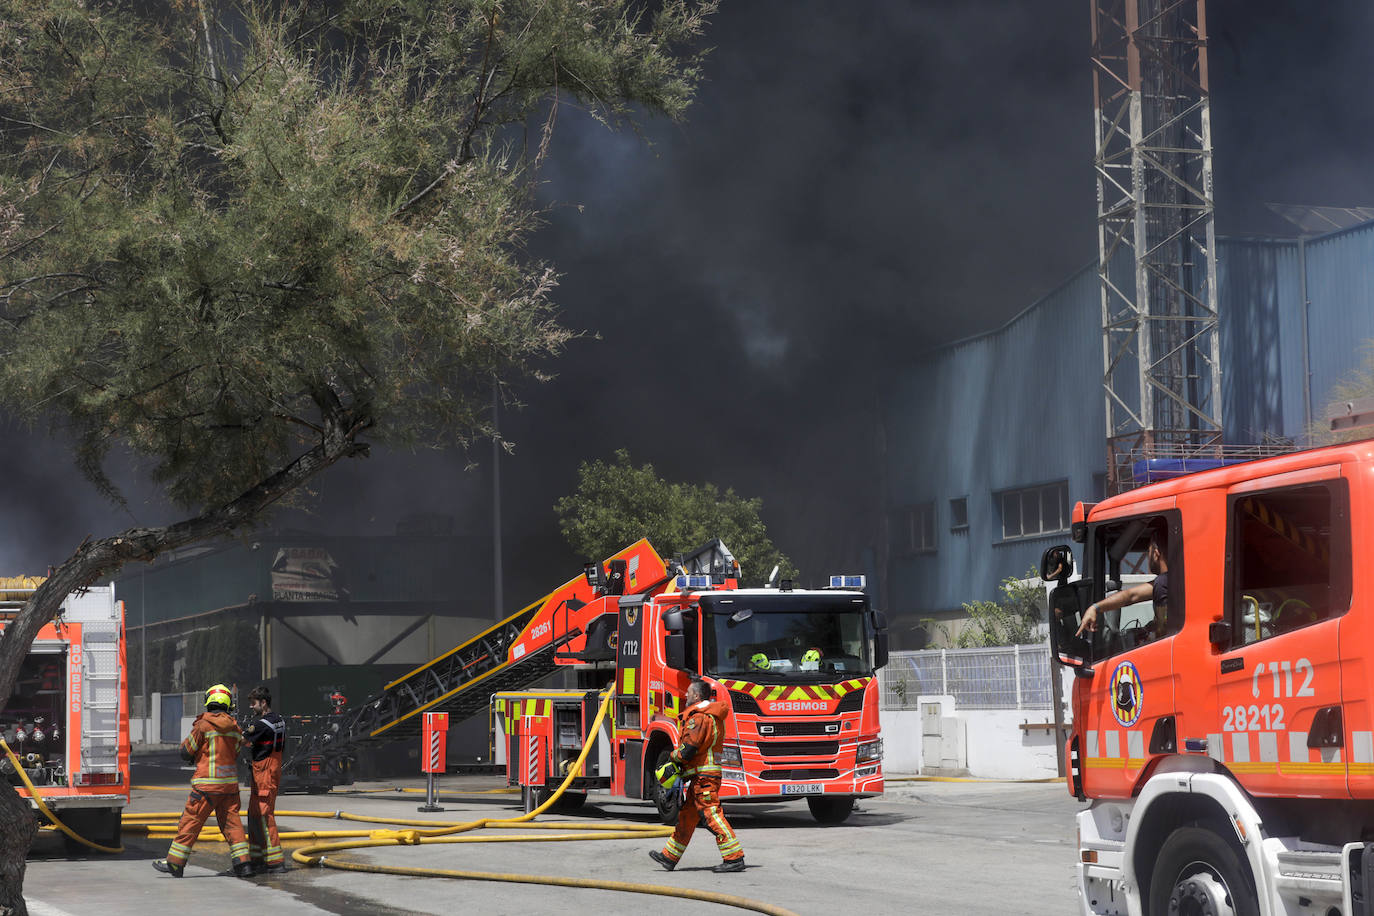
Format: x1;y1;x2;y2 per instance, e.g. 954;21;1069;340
4;0;1373;606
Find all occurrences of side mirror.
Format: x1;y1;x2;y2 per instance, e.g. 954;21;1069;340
873;632;889;671
662;608;684;633
1048;581;1095;678
665;633;687;671
1040;545;1073;584
1209;620;1233;648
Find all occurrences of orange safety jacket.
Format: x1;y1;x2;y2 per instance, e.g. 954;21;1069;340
671;699;729;778
180;710;244;790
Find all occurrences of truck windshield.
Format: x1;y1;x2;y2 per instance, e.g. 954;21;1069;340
701;593;872;681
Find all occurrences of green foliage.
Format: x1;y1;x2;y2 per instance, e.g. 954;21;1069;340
0;0;716;511
935;567;1045;648
555;449;797;586
1308;341;1374;446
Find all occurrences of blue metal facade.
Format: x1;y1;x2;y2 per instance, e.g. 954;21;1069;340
885;221;1374;625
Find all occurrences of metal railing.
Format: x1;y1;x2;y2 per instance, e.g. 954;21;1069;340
879;645;1052;710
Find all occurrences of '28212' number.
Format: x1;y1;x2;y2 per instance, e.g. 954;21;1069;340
1223;703;1285;732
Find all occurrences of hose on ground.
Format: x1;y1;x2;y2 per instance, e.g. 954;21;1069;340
134;688;798;916
0;736;124;853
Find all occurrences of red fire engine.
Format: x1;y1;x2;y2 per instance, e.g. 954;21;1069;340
0;580;130;851
491;540;888;824
297;539;888;824
1044;441;1374;916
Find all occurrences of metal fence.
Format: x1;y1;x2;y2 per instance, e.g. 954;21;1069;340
878;645;1052;710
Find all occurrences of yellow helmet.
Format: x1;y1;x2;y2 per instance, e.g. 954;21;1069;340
749;652;771;670
803;648;821;663
204;684;232;709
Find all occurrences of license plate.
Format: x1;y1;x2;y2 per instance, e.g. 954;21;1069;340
782;783;824;795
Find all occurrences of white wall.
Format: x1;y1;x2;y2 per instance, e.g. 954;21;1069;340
880;702;1066;779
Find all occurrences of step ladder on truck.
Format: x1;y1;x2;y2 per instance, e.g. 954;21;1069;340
293;538;891;824
0;579;130;853
1043;440;1374;916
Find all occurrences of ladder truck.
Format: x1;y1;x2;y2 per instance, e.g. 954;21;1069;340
294;539;890;824
0;580;130;852
1043;440;1374;916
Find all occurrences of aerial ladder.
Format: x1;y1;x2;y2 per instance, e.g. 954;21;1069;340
287;539;695;775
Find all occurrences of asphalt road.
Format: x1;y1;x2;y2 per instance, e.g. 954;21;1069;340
21;767;1084;916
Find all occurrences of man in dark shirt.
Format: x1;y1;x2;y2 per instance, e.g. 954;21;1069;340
1076;530;1170;640
243;686;287;873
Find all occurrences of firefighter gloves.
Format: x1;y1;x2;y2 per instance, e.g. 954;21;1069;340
655;760;680;790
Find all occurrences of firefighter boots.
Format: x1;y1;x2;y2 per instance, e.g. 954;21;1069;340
712;858;746;873
151;859;184;878
648;850;677;871
232;860;257;878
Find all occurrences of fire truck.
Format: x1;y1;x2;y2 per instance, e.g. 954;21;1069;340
294;539;889;824
0;580;130;852
1043;441;1374;916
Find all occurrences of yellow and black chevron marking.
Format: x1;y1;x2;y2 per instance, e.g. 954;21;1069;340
494;697;554;735
717;677;871;703
1239;497;1330;563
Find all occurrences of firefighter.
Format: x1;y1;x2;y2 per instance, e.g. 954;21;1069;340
243;685;287;873
1075;527;1170;640
152;684;255;878
649;678;746;873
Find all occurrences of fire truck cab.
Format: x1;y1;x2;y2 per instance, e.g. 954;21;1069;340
1042;441;1374;916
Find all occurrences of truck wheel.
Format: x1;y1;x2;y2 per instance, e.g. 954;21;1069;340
807;796;855;825
650;748;682;825
1148;826;1259;916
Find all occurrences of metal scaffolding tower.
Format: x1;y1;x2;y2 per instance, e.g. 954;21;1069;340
1092;0;1222;492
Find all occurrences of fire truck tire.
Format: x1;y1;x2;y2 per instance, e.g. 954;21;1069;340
1148;826;1259;916
650;748;682;825
807;796;854;825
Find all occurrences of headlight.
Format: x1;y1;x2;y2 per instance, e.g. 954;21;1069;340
719;744;742;767
855;739;883;763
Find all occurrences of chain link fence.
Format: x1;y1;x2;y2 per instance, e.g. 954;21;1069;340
878;645;1052;710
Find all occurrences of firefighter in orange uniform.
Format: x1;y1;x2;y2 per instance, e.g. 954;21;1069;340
243;685;287;873
649;678;746;873
152;684;254;878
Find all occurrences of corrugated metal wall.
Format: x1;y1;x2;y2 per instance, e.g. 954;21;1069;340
1304;223;1374;423
886;222;1374;627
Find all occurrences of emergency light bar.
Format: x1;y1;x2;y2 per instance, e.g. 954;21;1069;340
675;574;712;590
829;575;866;589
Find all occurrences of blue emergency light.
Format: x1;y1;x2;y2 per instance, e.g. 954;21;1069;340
675;574;712;590
829;575;866;589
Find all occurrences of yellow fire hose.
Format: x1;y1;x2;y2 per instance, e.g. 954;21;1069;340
0;736;125;854
128;689;800;916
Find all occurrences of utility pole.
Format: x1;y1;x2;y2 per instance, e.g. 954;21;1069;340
492;380;504;620
1092;0;1222;492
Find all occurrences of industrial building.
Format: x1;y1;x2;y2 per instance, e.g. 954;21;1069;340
883;214;1374;644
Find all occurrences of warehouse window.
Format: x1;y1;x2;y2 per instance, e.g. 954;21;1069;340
904;502;937;554
995;482;1069;541
949;496;969;532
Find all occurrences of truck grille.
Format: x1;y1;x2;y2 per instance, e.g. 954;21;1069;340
835;690;865;713
757;721;839;737
730;691;762;715
758;740;839;758
759;768;839;781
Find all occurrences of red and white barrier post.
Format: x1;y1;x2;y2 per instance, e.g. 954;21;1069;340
418;711;449;812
